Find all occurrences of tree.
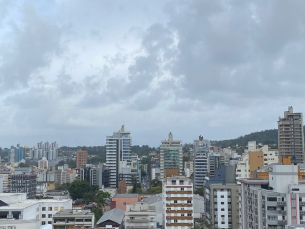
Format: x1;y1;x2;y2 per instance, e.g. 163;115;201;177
93;190;111;223
18;162;30;167
150;179;162;187
56;183;70;191
68;180;92;200
194;186;205;197
145;186;162;194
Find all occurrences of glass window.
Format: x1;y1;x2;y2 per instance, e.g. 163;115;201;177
42;207;46;211
48;214;52;218
48;207;52;211
42;214;46;218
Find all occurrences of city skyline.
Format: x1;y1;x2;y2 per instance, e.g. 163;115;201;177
1;1;305;147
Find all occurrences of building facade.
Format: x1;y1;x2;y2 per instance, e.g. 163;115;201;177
193;137;210;189
278;106;305;164
76;148;88;169
162;176;194;229
125;201;157;229
8;144;25;163
52;209;94;229
9;174;37;199
160;133;183;179
106;125;131;188
240;164;305;229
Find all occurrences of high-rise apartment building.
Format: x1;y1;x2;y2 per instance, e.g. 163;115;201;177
162;176;194;229
193;136;209;190
76;148;88;169
240;164;305;228
31;141;58;160
8;144;25;163
204;166;238;229
160;133;183;179
278;106;304;164
106;125;131;188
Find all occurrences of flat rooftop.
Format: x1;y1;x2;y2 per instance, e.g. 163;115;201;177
54;209;93;216
113;194;138;198
0;219;40;225
0;199;71;210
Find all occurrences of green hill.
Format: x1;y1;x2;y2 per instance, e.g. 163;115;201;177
212;129;278;148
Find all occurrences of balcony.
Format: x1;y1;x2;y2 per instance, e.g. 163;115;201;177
278;220;287;225
126;219;150;223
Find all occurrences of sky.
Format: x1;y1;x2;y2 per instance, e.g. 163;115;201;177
1;0;305;148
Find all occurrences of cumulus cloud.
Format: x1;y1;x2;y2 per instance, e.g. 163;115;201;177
1;0;305;146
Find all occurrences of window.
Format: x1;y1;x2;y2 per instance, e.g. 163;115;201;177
123;202;126;205
221;202;224;204
48;207;52;211
48;214;52;218
181;188;184;191
221;195;224;198
41;222;46;225
172;180;176;185
130;217;134;220
292;188;299;191
167;208;171;210
181;214;184;216
42;207;46;211
179;180;184;185
48;221;52;224
174;220;178;223
187;200;191;203
85;219;92;222
188;213;192;216
42;214;46;218
54;207;58;211
221;215;225;217
174;200;177;203
221;208;225;211
181;208;184;210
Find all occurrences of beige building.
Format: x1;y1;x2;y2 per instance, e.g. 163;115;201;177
160;133;183;179
278;106;305;164
125;201;157;229
76;148;88;169
163;176;194;229
52;209;94;229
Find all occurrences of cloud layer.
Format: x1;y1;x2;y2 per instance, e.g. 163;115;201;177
1;0;305;147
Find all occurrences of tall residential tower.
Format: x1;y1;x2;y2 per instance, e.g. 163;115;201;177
278;106;304;164
160;132;183;179
106;125;131;188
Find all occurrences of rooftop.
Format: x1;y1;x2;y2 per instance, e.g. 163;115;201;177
0;199;71;210
0;219;40;225
113;194;138;198
54;209;93;216
96;208;125;225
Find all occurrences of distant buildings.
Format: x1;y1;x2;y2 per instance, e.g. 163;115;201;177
162;176;194;229
30;141;58;160
78;163;107;188
160;132;183;179
110;193;140;211
236;141;279;183
278;106;305;164
8;144;25;163
106;125;131;188
38;157;48;170
76;147;88;169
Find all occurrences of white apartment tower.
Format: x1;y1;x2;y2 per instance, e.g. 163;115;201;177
162;176;194;229
160;132;183;179
106;125;131;188
278;106;305;164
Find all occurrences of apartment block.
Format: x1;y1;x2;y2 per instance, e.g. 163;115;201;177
204;166;238;229
240;164;305;229
52;209;94;229
76;147;88;169
106;125;131;188
125;201;157;229
160;133;183;179
163;176;194;229
278;106;305;164
9;174;37;199
193;137;209;189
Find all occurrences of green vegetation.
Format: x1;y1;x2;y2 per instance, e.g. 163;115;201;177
145;179;162;194
212;129;279;148
57;159;76;169
131;145;156;157
68;180;96;200
55;183;70;191
194;186;204;197
93;190;111;223
18;162;30;167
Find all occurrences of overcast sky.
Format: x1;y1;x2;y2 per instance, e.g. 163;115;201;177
1;0;305;148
